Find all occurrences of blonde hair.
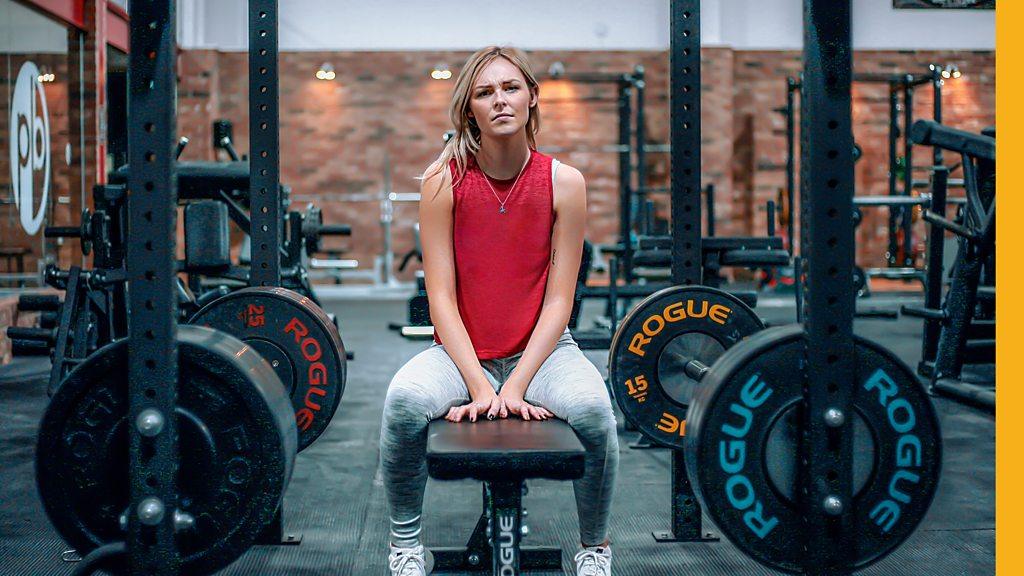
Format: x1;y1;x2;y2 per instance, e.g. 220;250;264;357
423;46;541;185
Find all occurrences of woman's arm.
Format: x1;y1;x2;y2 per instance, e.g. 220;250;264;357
419;165;502;416
500;164;587;414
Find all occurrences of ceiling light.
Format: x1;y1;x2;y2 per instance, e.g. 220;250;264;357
431;63;452;80
316;62;336;81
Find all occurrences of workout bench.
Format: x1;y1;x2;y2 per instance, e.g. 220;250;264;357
426;418;585;575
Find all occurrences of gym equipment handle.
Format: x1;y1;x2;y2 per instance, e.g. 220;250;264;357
910;120;995;162
44;226;82;238
6;327;56;343
11;339;51;356
318;224;352;236
901;305;945;321
922;210;978;241
17;294;61;312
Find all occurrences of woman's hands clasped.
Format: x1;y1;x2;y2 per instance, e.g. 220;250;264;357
498;390;553;421
444;384;554;423
445;389;505;423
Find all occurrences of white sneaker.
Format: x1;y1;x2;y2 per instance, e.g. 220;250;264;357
388;544;427;576
574;546;612;576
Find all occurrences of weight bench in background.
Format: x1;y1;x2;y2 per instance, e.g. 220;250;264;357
426;418;585;574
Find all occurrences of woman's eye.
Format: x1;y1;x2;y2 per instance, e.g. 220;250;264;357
506;86;519;92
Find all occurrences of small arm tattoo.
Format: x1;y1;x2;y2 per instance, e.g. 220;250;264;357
551;249;557;266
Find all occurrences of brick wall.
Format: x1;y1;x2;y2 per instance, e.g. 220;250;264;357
174;48;995;281
736;49;996;267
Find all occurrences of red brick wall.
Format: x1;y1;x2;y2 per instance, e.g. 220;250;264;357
737;49;995;267
175;48;995;281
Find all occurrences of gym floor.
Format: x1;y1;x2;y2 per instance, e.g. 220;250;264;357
0;293;994;576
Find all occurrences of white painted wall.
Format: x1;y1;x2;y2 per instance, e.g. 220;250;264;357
716;0;994;50
0;0;69;54
178;0;994;51
185;0;672;51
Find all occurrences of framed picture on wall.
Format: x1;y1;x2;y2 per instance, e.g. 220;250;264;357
893;0;994;8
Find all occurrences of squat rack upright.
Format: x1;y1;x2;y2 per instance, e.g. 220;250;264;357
124;1;284;574
781;67;946;272
659;1;860;571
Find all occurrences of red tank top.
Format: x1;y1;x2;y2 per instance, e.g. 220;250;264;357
432;150;555;359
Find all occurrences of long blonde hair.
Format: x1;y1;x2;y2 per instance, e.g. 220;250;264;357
423;46;541;185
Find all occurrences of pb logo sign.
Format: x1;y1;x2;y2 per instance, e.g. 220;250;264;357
10;61;50;236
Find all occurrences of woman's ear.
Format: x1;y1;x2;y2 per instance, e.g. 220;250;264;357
530;86;539;108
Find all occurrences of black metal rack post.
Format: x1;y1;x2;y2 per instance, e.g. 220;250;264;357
901;77;916;267
786;77;798;254
931;66;944;164
617;79;634;283
655;0;713;545
634;65;648;235
887;87;900;265
249;0;282;287
800;1;857;573
919;166;949;370
127;1;180;574
670;0;701;289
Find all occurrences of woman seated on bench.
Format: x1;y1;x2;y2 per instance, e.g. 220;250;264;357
379;46;619;576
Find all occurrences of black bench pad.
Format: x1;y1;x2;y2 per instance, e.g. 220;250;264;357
426;419;585;482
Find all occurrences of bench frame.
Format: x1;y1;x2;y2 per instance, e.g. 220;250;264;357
431;482;560;574
426;419;585;575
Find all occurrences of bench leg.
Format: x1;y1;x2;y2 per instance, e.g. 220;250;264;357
430;482;562;574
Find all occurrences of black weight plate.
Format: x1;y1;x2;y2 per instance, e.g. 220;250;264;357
685;325;942;573
37;325;296;576
190;287;346;451
609;286;764;449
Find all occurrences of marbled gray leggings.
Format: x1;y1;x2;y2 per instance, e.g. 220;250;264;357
379;329;619;547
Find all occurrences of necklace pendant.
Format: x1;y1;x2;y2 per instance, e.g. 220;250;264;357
499;206;507;214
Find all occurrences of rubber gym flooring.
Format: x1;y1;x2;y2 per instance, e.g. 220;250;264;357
0;293;994;575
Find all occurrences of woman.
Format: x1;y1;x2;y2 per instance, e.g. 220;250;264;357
380;46;618;576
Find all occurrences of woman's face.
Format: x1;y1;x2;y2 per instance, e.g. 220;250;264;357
467;57;536;141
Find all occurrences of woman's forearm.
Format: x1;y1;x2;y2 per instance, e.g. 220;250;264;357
429;294;495;397
502;298;573;397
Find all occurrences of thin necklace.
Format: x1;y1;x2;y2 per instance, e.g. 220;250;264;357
480;151;530;214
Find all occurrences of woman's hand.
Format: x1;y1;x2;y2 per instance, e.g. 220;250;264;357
445;389;505;423
498;389;553;421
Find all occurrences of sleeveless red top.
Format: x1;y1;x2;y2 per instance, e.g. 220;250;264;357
432;150;555;359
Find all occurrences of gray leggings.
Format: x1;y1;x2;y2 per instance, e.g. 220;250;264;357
379;330;619;547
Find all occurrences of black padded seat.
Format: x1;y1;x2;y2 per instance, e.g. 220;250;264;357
427;418;585;482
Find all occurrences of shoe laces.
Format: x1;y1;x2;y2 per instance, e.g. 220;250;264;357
574;547;611;576
388;545;425;576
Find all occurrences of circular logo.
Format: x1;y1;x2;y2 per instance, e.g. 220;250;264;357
9;61;50;236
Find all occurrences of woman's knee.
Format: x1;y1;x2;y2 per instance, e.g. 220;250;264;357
383;378;431;425
566;396;617;440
